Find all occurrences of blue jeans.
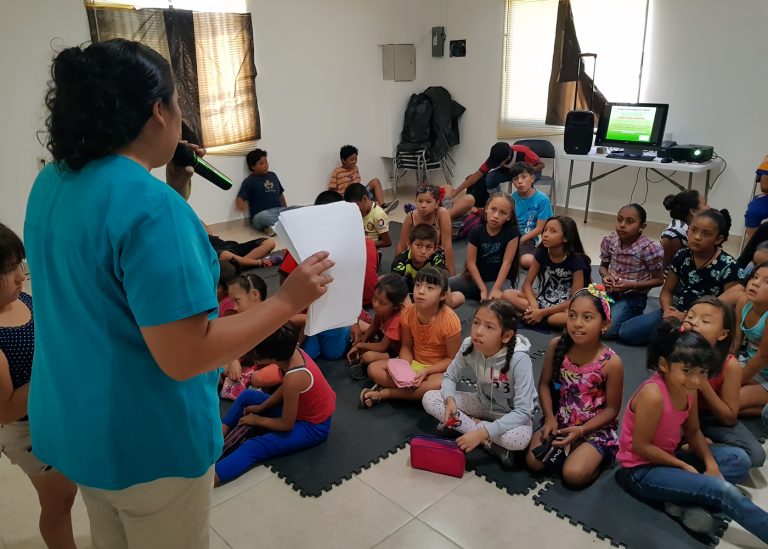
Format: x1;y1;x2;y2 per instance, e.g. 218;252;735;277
604;293;648;340
616;308;663;346
216;389;331;483
618;446;768;542
251;206;299;230
303;326;351;361
700;414;766;468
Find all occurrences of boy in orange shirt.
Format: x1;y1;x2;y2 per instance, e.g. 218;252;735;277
330;145;398;213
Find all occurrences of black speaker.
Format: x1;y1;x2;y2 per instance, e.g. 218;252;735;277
564;110;594;154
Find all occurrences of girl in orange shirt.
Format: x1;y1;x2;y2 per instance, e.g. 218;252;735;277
360;267;461;407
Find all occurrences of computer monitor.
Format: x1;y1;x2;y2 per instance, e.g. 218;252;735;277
595;102;669;158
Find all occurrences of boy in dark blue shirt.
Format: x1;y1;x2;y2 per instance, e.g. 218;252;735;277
235;149;291;236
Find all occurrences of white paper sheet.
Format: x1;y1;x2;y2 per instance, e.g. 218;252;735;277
273;202;365;336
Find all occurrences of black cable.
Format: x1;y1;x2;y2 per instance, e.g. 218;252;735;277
646;170;677;184
710;153;727;190
629;167;644;204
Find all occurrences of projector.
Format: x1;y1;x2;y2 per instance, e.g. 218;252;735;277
669;144;714;163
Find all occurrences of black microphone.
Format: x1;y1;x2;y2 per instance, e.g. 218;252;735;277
172;143;233;191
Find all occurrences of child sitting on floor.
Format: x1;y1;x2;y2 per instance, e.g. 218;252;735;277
348;274;409;380
449;193;520;303
391;223;464;309
360;267;461;408
682;296;765;468
345;182;392;250
619;208;740;346
526;286;624;487
616;322;767;543
503;216;591;329
397;184;456;274
215;321;336;485
599;203;664;340
736;263;768;417
218;259;240;318
511;162;552;269
235;148;291;237
721;241;768;306
423;299;537;466
660;189;706;269
329;144;397;212
220;273;283;399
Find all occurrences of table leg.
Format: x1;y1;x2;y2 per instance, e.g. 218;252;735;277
705;169;711;201
584;162;595;223
688;172;693;190
565;160;575;210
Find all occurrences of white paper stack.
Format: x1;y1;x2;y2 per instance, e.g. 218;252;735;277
273;202;365;336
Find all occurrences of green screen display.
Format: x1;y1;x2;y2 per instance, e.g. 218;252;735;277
604;106;656;143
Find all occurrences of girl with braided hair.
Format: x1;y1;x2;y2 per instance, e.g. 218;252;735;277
422;299;537;465
526;285;624;487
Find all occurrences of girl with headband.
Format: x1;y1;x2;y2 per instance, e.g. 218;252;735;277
526;284;625;488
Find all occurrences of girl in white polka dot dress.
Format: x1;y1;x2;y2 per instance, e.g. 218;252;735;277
0;223;77;548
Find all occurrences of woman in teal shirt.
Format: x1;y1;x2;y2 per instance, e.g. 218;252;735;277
24;39;332;549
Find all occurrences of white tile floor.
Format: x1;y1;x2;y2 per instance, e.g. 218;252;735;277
2;187;764;548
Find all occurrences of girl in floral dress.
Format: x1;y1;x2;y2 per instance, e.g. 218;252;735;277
526;285;624;487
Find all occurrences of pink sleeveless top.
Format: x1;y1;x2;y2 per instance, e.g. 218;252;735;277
617;373;692;468
284;350;336;424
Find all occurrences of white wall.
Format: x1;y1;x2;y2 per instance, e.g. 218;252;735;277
423;0;768;235
0;0;440;236
0;0;90;237
3;0;765;236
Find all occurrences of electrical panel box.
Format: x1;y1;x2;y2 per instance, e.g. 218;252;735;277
432;27;445;57
381;44;415;81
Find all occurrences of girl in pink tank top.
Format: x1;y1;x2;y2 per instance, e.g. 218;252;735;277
617;320;768;544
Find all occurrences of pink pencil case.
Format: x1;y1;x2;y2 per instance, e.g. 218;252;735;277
386;358;418;388
410;435;466;478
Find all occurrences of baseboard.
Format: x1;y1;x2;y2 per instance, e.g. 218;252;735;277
208;217;250;232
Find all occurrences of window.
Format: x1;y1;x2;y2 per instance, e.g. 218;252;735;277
86;0;260;153
498;0;648;138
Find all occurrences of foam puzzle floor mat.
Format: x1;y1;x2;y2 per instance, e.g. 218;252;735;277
534;469;729;548
255;304;554;498
220;221;761;546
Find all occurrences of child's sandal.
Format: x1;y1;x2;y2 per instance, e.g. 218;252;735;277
359;385;382;409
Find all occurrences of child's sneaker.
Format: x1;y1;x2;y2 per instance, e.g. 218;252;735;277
484;441;515;468
261;250;285;268
664;503;717;537
264;226;276;237
382;200;400;214
404;202;416;214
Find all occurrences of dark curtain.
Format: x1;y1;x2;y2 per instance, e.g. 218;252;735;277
85;5;260;146
545;0;607;126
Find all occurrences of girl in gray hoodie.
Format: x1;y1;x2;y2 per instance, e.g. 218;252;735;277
422;300;538;464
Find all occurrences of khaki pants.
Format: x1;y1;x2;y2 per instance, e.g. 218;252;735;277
79;466;213;549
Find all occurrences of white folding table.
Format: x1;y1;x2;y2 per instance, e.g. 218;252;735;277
562;151;724;223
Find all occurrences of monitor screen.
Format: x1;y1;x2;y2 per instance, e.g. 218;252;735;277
595;102;669;149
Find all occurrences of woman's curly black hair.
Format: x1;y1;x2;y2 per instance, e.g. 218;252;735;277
45;39;175;171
